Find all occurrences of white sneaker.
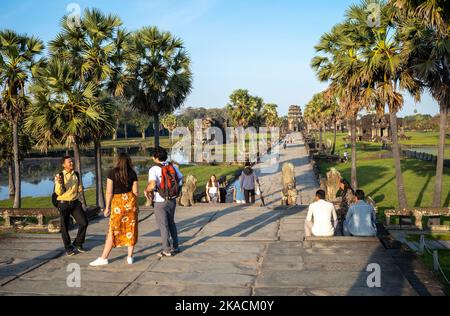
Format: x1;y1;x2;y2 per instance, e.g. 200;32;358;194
127;257;134;265
89;257;109;267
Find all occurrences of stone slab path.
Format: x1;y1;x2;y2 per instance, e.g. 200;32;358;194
0;134;446;296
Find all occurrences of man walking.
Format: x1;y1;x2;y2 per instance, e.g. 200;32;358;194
145;147;183;257
240;162;260;204
54;156;88;256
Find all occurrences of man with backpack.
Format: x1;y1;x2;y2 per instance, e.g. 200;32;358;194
53;156;88;256
145;147;183;257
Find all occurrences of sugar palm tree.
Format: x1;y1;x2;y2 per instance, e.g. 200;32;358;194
226;89;263;128
0;30;44;208
127;26;193;147
86;95;115;209
349;1;422;209
312;21;370;188
49;9;124;208
26;57;103;209
393;0;450;206
262;103;279;128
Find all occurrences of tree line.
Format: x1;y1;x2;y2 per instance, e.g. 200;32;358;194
306;0;449;208
0;8;193;209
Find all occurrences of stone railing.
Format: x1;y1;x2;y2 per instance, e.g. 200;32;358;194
385;207;450;230
0;206;100;233
402;149;450;167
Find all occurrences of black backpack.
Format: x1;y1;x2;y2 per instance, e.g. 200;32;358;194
52;171;80;208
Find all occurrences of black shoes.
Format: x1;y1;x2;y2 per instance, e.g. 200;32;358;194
73;244;88;253
66;247;77;257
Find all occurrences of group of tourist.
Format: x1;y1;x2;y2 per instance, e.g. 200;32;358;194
305;179;377;238
51;134;376;267
53;147;182;266
53;146;266;266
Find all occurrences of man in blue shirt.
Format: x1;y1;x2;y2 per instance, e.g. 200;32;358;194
344;190;377;237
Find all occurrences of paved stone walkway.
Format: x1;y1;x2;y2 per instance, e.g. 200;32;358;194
0;134;446;296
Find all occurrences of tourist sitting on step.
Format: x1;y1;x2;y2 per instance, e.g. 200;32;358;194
336;179;355;229
206;175;221;203
343;190;377;237
305;190;338;237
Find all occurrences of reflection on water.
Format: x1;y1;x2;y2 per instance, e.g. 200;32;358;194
404;145;450;158
0;147;154;200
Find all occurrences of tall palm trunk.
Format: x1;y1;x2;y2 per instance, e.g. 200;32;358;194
350;116;358;189
332;118;337;155
319;125;323;152
12;122;21;208
389;110;408;209
124;123;128;140
113;118;119;140
142;129;146;140
8;158;15;197
154;113;160;147
94;139;105;209
73;140;87;210
433;102;448;207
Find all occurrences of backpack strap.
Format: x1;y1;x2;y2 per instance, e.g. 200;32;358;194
74;171;80;187
59;172;67;193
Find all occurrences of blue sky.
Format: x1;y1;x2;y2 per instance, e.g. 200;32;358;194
0;0;439;117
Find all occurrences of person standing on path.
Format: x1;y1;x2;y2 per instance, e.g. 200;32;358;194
145;147;183;257
90;153;139;267
240;162;260;204
54;156;88;256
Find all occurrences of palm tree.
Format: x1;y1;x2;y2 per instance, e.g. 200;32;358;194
354;1;422;209
0;120;32;197
26;57;103;209
262;103;279;128
311;21;370;188
323;90;340;155
87;96;115;209
48;9;124;208
0;30;44;208
226;89;263;128
393;0;450;207
134;113;153;140
126;26;193;147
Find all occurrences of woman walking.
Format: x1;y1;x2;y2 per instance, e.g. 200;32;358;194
90;153;139;266
206;175;221;203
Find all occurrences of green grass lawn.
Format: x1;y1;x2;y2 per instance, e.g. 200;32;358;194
401;131;450;147
318;158;450;218
0;164;243;209
407;234;450;242
418;249;450;293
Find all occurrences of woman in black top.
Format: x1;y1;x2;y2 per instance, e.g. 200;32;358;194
90;153;139;267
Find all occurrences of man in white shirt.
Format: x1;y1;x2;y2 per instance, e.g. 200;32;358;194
145;147;183;257
305;190;338;237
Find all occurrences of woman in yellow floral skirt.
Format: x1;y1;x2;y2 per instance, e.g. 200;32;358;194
90;153;139;266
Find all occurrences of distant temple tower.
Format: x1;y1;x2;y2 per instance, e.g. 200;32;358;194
288;105;303;132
